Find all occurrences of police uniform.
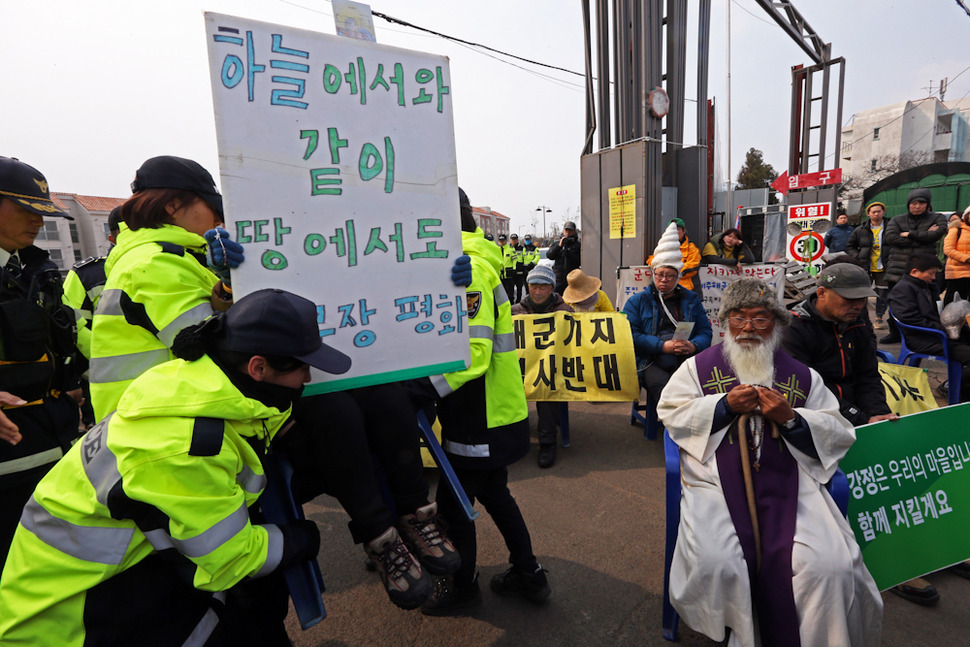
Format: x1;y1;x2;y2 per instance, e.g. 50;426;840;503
63;255;108;426
430;227;538;592
0;157;81;569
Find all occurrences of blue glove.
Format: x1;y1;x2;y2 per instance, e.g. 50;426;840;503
450;254;472;287
204;228;244;285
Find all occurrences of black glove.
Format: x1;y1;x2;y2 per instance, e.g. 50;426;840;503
277;519;320;570
400;376;441;409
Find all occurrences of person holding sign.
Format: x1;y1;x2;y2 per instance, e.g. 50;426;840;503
512;264;574;468
420;189;549;615
89;155;244;422
658;277;882;647
0;289;348;646
623;223;712;404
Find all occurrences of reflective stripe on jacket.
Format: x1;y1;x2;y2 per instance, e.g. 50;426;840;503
0;355;290;645
432;229;529;469
89;225;218;421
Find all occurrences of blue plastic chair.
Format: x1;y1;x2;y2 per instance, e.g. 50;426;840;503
889;308;962;405
261;453;327;630
631;391;659;440
875;349;896;364
661;427;850;641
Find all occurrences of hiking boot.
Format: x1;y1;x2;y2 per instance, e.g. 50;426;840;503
363;526;432;610
397;502;461;576
420;574;482;616
874;317;886;330
537;444;556;468
490;565;551;603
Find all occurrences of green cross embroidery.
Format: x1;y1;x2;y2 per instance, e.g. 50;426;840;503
703;367;738;394
775;375;806;404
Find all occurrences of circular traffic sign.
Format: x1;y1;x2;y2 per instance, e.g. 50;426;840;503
789;231;825;262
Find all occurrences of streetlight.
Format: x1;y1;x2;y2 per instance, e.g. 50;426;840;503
536;206;551;240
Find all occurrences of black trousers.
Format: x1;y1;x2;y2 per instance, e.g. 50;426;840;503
535;401;561;446
502;276;516;303
436;466;538;589
279;384;430;544
512;273;526;303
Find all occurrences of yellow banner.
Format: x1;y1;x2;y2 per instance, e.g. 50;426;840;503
513;311;639;402
878;363;939;415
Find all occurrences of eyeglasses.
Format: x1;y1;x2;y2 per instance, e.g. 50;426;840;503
654;273;678;281
727;316;774;330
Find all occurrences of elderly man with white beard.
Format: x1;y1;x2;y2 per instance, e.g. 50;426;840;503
657;277;883;647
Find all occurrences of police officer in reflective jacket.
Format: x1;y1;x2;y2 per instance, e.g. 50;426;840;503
0;157;80;569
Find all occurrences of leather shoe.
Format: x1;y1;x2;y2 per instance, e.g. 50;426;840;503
537;444;556;468
879;334;900;344
890;577;940;606
948;560;970;580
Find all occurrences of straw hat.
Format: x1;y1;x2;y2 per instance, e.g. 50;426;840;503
563;269;601;302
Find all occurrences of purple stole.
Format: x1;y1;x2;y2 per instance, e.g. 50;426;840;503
694;343;812;647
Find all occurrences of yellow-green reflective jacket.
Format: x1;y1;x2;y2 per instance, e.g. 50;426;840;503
89;225;218;422
62;256;107;362
431;229;528;469
0;355;290;645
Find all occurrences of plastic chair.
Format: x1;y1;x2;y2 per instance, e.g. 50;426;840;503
261;452;327;630
875;349;896;364
889;308;962;405
661;427;850;641
630;390;659;440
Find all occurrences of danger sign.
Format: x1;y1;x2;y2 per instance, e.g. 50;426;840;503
789;203;831;221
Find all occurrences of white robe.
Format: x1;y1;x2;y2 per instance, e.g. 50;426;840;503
657;356;883;647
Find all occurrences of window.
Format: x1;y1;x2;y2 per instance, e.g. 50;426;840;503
69;223;79;243
103;222;112;239
873;127;880;141
48;248;64;270
870;159;877;172
74;249;83;263
34;221;59;241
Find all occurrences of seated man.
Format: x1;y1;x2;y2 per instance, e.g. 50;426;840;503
657;277;883;647
623;222;712;403
888;253;970;401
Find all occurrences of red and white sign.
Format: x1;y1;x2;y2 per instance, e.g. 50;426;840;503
788;202;832;221
771;168;843;195
789;231;825;262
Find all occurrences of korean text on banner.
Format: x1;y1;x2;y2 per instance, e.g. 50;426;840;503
513;311;638;402
204;13;469;394
842;404;970;590
608;185;637;239
696;264;785;343
615;266;653;311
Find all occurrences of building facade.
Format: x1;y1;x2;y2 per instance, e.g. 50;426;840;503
43;193;127;273
471;205;511;239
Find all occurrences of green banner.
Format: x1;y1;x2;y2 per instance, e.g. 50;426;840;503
842;403;970;590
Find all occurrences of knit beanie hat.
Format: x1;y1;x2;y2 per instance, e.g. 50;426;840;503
526;265;556;285
717;277;790;326
865;201;886;214
649;222;684;273
907;188;933;210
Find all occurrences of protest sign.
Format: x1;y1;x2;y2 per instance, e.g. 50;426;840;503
615;266;653;311
787;203;832;274
696;264;785;342
205;13;469;394
513;311;638;402
842;403;970;590
878;363;938;415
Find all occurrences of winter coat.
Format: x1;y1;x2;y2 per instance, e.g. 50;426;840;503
701;232;754;266
943;223;970;280
823;224;854;253
647;237;702;290
621;285;713;360
883;206;947;284
888;274;945;353
546;235;582;285
783;294;890;426
845;220;888;275
511;293;573;315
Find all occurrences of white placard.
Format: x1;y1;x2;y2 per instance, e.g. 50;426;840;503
615;266;654;311
696;264;786;343
205;13;469;394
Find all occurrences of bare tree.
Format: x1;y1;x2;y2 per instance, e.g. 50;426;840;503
839;151;930;216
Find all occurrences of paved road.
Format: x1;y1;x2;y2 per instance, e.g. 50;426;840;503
286;399;970;646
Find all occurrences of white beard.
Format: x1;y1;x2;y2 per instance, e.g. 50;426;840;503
722;326;783;386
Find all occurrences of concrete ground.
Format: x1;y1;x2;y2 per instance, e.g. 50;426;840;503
287;396;970;646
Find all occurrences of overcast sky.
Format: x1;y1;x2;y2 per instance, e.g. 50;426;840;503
5;0;969;235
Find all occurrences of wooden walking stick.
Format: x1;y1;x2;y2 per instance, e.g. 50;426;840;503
736;413;761;570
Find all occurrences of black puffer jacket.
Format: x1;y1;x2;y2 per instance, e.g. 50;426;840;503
883;188;947;284
783;294;890;425
888;273;945;354
845;221;882;273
